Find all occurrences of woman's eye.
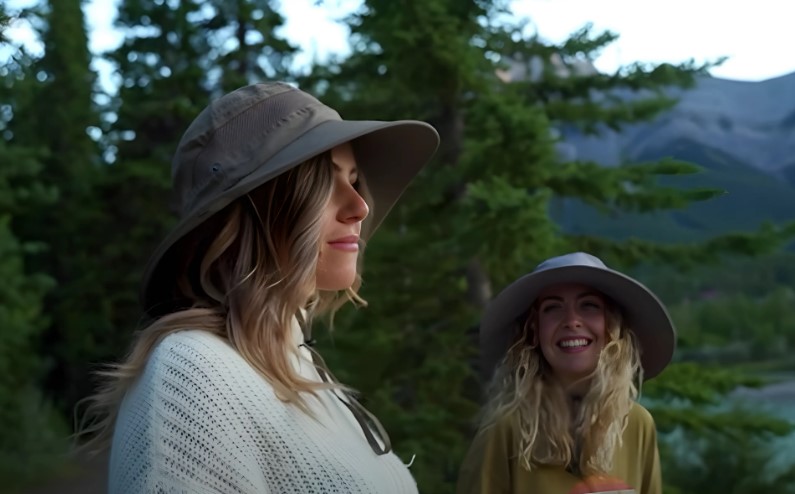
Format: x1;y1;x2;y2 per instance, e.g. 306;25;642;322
351;179;361;190
541;304;560;314
581;300;602;310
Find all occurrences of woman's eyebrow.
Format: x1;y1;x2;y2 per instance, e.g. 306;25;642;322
332;162;358;175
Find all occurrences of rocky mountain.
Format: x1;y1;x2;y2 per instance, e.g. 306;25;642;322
551;71;795;242
560;71;795;176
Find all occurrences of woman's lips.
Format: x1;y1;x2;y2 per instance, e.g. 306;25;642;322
557;337;593;353
328;235;359;252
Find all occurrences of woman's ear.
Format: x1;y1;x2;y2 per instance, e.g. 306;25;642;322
521;312;538;349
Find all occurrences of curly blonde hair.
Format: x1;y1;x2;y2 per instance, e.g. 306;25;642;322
480;299;643;476
76;151;373;452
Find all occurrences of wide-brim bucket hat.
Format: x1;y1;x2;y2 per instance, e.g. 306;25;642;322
480;252;676;382
141;82;440;316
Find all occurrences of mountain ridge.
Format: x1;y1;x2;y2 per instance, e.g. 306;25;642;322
560;70;795;175
551;70;795;241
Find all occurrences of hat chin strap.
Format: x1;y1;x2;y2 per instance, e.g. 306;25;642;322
295;290;390;455
299;343;392;456
302;332;317;348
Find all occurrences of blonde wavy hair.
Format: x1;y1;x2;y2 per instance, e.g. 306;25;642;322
76;151;372;451
480;299;642;476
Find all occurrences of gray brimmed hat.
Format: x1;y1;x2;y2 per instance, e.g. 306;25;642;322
141;82;440;315
480;252;676;381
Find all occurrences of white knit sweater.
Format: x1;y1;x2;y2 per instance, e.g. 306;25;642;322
108;323;419;494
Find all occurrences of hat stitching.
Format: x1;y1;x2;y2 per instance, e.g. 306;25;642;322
188;87;308;174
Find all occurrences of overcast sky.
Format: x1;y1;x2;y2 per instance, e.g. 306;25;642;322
4;0;794;83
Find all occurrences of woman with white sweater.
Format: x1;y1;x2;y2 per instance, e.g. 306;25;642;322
79;82;439;493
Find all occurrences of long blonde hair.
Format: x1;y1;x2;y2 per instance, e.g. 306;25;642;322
481;300;642;476
76;151;369;451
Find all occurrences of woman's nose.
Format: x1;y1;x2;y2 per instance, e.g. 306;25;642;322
337;183;369;223
562;306;582;328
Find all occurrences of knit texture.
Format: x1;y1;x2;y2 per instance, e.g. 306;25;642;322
108;327;418;494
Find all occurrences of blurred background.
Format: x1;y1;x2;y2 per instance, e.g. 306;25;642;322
1;0;794;493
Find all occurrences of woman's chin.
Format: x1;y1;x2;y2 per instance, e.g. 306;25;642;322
315;274;357;292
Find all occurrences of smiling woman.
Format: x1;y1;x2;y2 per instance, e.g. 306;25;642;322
457;252;676;494
536;283;610;393
76;82;439;494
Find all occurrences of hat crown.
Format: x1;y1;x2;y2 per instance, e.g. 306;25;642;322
171;82;340;218
535;251;608;273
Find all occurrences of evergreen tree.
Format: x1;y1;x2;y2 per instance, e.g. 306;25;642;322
98;0;300;355
6;0;107;416
0;142;65;487
0;6;66;482
301;1;795;490
663;432;795;494
0;4;9;43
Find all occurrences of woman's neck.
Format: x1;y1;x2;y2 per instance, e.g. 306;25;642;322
554;374;591;400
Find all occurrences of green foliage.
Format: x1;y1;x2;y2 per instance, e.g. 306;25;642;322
304;2;795;492
97;0;301;354
566;221;795;275
499;23;717;134
632;252;795;365
305;7;556;491
301;1;783;491
645;363;765;406
662;433;795;494
557;139;795;243
4;0;108;415
4;0;304;420
0;135;66;486
670;288;795;361
649;251;795;300
646;364;795;494
646;363;792;435
111;0;296;98
546;158;724;214
0;4;9;44
93;0;214;365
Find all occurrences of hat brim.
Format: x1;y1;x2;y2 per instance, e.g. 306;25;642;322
480;265;676;382
141;119;439;316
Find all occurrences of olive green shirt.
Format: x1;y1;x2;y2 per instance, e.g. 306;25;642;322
456;402;662;494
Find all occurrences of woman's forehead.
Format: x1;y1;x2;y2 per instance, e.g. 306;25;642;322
330;143;357;173
536;282;603;300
